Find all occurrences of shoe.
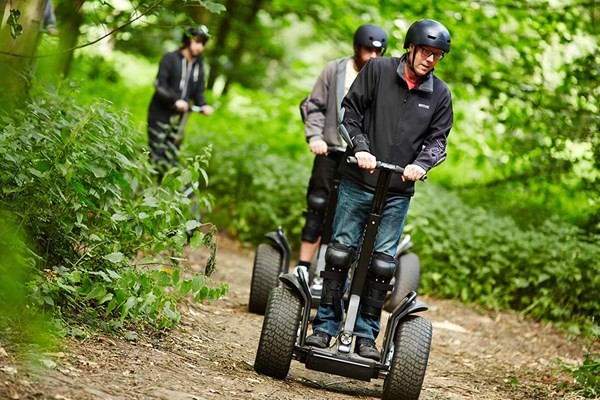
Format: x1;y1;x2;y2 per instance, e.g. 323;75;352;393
305;331;331;348
355;337;381;361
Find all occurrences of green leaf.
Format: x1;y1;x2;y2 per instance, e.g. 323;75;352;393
199;0;226;14
106;269;120;280
90;165;107;178
98;293;114;305
104;252;124;263
84;284;107;301
185;219;201;231
163;301;178;320
122;296;137;317
111;212;128;222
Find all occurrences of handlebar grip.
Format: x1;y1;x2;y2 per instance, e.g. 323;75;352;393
327;146;346;153
346;156;427;181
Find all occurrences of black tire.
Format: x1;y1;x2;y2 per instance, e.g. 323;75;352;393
382;315;432;400
384;252;421;313
254;287;302;379
249;244;283;314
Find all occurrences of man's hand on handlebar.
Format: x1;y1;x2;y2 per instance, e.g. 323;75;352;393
402;164;426;182
175;99;189;112
200;105;214;115
355;151;377;174
180;103;215;115
309;139;329;155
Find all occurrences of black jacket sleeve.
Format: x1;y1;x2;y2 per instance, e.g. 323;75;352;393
154;53;179;107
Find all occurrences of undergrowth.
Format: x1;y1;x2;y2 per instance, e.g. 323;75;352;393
0;87;227;342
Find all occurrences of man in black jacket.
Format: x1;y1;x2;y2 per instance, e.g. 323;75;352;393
298;24;388;283
305;19;453;361
147;25;214;181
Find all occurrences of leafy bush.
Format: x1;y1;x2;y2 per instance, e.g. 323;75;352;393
0;218;57;350
557;336;600;398
408;184;599;334
184;85;313;244
0;88;227;332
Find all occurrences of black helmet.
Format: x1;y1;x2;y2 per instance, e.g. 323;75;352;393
182;25;210;46
403;19;451;53
353;24;388;55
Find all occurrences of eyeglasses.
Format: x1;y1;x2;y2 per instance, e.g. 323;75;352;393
419;47;444;61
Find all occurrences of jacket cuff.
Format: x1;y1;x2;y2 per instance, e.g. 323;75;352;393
351;136;370;153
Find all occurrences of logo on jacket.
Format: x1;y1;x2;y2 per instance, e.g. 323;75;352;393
418;103;430;109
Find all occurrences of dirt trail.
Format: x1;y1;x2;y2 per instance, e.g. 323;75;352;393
0;237;591;400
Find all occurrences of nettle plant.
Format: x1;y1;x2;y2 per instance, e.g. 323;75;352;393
0;89;226;331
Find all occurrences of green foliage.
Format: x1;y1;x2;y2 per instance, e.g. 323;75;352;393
184;84;312;244
557;336;600;398
408;184;599;334
0;87;227;331
0;216;58;351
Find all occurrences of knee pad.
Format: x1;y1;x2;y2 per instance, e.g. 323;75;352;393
324;242;354;269
370;252;397;280
319;243;354;313
307;189;328;212
301;190;328;242
361;253;397;317
301;211;323;243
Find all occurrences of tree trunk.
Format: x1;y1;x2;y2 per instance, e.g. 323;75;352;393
54;0;84;78
206;0;236;91
221;0;264;94
0;0;46;111
0;0;8;26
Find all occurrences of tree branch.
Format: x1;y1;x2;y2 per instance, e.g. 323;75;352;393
0;0;163;58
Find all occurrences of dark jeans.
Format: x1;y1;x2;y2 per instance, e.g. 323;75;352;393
311;177;411;340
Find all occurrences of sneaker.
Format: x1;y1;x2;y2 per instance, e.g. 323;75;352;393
305;330;331;348
355;337;381;361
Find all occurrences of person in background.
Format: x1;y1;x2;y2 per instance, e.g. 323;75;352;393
305;19;453;361
42;0;59;36
298;24;388;276
147;25;214;182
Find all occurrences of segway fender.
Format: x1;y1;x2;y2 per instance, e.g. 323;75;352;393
396;299;428;320
265;230;290;255
264;227;291;275
381;292;429;363
279;270;311;305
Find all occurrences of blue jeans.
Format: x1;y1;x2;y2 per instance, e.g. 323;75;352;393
312;177;411;340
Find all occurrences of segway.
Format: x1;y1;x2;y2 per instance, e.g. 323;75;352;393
254;155;432;400
248;144;422;315
247;146;345;315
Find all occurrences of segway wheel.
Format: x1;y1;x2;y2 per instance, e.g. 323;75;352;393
382;315;432;400
249;243;283;314
254;287;302;379
384;252;421;312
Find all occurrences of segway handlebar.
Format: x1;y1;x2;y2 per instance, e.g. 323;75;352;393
327;145;346;153
190;105;205;113
346;156;427;181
